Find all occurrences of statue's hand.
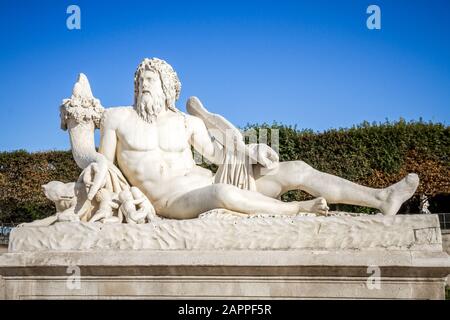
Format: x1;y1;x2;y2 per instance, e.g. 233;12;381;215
82;158;108;200
248;143;279;170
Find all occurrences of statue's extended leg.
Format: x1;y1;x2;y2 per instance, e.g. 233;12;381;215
254;161;419;215
156;183;327;219
17;214;58;227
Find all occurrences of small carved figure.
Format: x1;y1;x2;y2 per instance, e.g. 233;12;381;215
118;187;157;224
130;187;159;221
89;188;121;223
419;194;431;214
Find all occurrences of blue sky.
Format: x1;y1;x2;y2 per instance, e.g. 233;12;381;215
0;0;449;151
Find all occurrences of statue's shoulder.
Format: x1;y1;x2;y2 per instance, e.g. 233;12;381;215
182;112;204;127
101;106;134;128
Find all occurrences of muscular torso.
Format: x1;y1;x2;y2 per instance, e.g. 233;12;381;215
103;107;213;210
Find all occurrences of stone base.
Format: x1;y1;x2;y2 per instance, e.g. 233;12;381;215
1;250;449;299
442;230;450;255
8;213;443;252
2;213;449;299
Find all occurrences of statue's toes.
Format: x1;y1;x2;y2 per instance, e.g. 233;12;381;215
315;197;329;215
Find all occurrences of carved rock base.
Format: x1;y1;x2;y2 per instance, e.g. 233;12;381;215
8;212;444;252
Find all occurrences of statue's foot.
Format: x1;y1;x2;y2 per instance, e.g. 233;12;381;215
298;197;329;215
379;173;419;216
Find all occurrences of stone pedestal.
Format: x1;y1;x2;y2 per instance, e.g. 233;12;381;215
0;250;449;299
1;213;449;299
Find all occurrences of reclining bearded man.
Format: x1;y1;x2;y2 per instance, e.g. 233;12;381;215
86;58;419;220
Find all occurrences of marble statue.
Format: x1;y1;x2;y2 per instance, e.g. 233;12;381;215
119;187;158;224
19;180;88;227
22;57;420;227
7;58;450;302
40;181;79;224
42;181;77;214
90;188;121;223
420;194;432;214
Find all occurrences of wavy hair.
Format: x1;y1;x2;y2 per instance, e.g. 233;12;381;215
133;58;181;112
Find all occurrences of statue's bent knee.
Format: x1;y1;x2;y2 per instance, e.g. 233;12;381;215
211;184;241;207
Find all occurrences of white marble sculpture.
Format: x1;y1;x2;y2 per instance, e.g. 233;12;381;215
23;57;420;227
420;194;432;214
90;188;121;223
119;187;158;224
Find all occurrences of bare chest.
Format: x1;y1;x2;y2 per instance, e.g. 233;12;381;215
117;113;190;153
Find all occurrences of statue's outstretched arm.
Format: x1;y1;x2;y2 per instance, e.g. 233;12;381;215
186;96;278;170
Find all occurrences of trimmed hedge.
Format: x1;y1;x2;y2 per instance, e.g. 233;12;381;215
0;119;448;222
0;150;80;223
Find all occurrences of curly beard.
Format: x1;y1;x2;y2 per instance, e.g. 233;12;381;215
135;91;166;123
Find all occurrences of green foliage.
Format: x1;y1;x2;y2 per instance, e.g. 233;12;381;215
0;120;449;222
0;150;80;223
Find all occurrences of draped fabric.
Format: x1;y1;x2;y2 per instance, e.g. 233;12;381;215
214;149;257;191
